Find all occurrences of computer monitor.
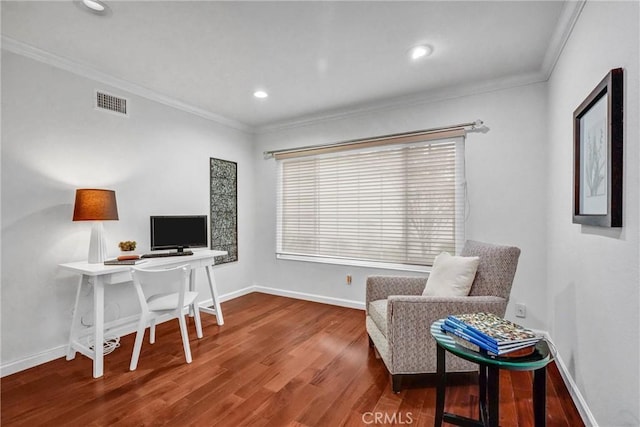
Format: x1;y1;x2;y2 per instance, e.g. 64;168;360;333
150;215;208;253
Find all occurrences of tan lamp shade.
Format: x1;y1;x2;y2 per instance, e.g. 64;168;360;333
73;189;119;221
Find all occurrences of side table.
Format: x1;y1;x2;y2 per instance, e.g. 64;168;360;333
430;319;552;427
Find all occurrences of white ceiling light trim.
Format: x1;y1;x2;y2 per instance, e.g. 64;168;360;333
409;44;433;61
254;90;269;99
82;0;106;12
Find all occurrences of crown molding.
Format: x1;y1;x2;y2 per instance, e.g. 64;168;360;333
1;36;251;132
256;70;547;133
3;0;584;135
540;0;586;80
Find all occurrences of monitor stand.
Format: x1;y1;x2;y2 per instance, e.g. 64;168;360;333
141;248;194;258
175;247;193;255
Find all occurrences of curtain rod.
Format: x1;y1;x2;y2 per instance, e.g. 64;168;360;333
263;119;485;159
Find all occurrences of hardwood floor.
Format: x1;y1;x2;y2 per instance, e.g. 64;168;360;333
1;293;583;426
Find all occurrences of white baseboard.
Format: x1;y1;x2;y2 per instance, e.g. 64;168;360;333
0;286;256;378
535;330;598;427
206;285;255;305
0;345;68;378
253;285;366;310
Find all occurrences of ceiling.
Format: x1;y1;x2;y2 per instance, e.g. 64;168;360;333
2;1;572;130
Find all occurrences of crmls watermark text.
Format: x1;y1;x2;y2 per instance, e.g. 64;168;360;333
361;412;414;425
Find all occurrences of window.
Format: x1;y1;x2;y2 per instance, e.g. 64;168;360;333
276;135;466;271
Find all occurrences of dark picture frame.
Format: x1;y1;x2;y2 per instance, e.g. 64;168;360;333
573;68;623;227
210;158;238;264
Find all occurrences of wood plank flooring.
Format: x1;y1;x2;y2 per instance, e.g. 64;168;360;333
1;293;584;426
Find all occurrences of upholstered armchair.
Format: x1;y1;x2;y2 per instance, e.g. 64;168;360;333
365;240;521;392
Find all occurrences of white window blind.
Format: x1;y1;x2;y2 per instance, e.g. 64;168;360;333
276;136;466;269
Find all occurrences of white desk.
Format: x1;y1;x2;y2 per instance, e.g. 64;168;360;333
60;249;227;378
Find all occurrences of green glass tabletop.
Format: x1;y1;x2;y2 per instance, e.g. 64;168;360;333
430;318;552;371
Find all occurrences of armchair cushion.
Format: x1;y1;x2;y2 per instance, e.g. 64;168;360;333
368;299;388;337
365;276;425;314
422;252;479;297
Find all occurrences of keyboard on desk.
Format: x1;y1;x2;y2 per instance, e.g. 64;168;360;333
140;251;194;258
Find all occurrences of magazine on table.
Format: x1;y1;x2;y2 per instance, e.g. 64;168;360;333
442;318;540;349
440;321;538;355
447;312;542;346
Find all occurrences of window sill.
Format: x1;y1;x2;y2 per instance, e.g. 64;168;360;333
276;253;431;273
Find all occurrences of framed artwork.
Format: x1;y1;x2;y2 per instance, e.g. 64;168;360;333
210;158;238;264
573;68;623;227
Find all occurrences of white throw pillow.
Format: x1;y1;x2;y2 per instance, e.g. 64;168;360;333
422;252;480;297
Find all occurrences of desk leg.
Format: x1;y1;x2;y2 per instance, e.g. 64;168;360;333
188;270;203;338
204;265;224;326
188;269;196;316
93;276;105;378
435;344;446;427
533;367;547;427
66;275;87;360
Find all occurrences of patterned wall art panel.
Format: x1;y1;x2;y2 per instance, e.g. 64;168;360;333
210;158;238;264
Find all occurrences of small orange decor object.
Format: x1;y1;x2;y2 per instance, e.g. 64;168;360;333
117;255;140;261
118;240;137;251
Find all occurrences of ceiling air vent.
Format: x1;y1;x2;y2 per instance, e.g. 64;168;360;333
95;90;129;116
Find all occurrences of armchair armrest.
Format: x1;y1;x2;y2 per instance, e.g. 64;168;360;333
388;295;507;326
365;276;427;313
385;295;508;373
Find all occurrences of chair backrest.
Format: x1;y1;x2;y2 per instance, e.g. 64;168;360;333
130;265;190;312
460;240;521;300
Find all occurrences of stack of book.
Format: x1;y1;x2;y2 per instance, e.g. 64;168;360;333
104;255;147;265
441;312;542;356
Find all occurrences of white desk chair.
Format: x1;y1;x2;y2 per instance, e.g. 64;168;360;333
129;265;203;371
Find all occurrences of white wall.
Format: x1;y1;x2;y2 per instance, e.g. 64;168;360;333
4;7;638;424
253;82;549;327
1;51;255;369
546;2;639;425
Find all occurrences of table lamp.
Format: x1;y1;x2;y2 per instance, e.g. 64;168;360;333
73;189;119;263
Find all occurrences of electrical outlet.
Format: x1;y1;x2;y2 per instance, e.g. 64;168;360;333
515;303;526;318
346;275;352;285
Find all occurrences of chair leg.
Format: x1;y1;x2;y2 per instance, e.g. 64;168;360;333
177;314;192;364
149;319;156;344
130;316;148;371
192;303;203;339
392;375;402;393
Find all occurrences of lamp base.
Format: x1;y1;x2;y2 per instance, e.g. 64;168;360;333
88;222;108;264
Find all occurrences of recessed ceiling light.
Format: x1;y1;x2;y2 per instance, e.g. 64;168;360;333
409;44;434;61
82;0;106;12
254;90;268;99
